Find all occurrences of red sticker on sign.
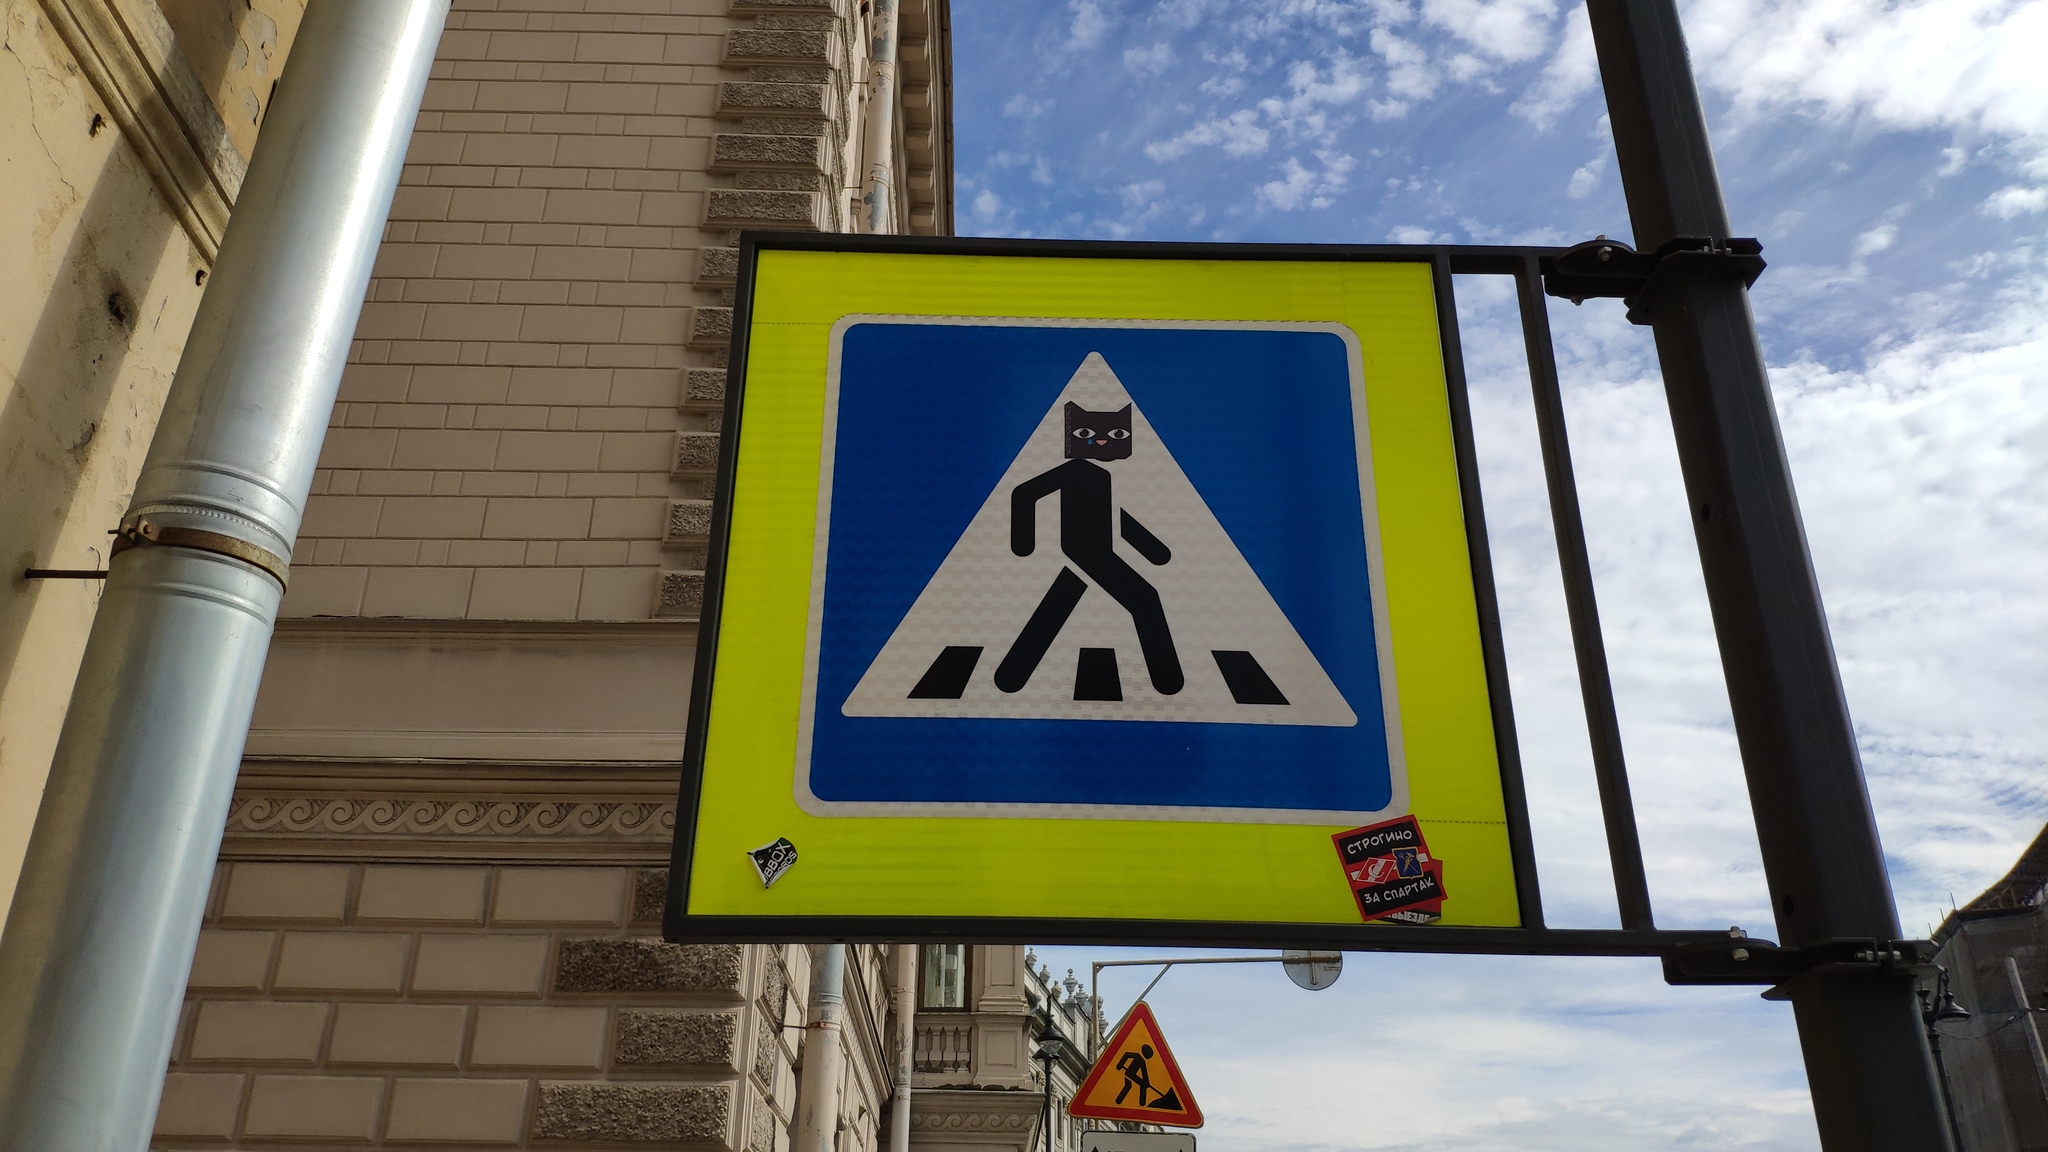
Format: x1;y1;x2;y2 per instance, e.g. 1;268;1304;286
1332;816;1445;924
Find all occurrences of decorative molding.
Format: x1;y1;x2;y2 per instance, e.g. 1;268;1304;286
909;1111;1033;1132
230;795;673;837
906;1086;1043;1148
269;617;697;640
220;767;680;863
37;0;246;260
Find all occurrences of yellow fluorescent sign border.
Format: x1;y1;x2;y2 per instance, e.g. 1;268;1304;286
683;249;1519;928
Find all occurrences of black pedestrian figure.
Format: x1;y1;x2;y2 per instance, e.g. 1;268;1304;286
995;402;1183;696
1114;1044;1158;1106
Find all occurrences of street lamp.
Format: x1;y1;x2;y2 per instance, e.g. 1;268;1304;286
1919;967;1971;1151
1034;1022;1068;1152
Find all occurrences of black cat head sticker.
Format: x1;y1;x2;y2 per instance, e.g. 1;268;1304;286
1065;402;1133;461
746;837;798;887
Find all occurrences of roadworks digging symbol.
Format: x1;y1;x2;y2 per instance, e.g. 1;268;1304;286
1332;815;1445;924
1070;1001;1203;1127
842;353;1355;726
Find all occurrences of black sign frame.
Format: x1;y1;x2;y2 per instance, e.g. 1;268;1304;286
664;232;1738;960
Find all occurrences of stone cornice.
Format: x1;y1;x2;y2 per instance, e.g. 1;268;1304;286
38;0;245;259
907;1087;1043;1146
269;617;700;640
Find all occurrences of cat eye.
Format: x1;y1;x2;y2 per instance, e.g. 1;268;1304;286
1107;429;1129;439
1071;428;1094;439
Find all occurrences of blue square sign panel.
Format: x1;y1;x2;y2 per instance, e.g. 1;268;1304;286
794;318;1407;823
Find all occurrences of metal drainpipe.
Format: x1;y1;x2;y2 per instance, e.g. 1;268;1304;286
858;0;900;234
889;944;916;1152
0;0;450;1147
795;944;850;1152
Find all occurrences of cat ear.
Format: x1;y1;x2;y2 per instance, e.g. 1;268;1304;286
1117;405;1132;416
1065;402;1083;417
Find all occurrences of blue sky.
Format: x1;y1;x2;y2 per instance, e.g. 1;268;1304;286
950;1;2047;1147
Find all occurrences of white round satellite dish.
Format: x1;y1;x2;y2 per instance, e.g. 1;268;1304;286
1281;949;1342;991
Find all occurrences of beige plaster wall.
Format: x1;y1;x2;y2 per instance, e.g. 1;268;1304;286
0;0;215;926
157;0;308;160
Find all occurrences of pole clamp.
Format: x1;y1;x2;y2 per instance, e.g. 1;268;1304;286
111;516;291;589
1662;931;1937;996
1543;235;1767;324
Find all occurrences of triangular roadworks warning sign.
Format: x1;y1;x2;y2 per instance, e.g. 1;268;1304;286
1068;1001;1203;1127
841;352;1355;727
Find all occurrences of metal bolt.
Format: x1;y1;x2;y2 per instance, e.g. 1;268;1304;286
1732;948;1750;962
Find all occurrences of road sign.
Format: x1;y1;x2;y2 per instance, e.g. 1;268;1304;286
1281;949;1342;990
841;352;1356;729
1070;1003;1203;1128
1083;1133;1195;1152
667;235;1530;941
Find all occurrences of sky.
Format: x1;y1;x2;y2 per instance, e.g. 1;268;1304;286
946;0;2048;1147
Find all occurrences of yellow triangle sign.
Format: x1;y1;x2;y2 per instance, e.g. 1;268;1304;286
1067;1002;1202;1127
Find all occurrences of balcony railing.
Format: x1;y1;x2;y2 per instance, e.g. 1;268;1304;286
913;1022;973;1073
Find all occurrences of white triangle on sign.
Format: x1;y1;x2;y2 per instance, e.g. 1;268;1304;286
841;352;1357;727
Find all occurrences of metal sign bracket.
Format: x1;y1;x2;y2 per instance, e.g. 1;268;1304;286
1543;235;1767;323
1663;934;1940;994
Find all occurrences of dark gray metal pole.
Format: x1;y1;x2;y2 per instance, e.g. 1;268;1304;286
1581;1;1952;1148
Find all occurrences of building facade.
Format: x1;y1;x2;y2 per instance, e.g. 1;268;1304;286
1928;823;2048;1152
0;0;1032;1148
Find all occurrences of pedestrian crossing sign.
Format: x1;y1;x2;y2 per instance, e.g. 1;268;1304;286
1070;1002;1203;1128
668;236;1529;941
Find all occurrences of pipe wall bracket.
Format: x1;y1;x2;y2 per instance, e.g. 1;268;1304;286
111;515;290;589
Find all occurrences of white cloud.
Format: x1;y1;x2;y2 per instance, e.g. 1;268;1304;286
1420;0;1558;62
1199;49;1251;95
1852;222;1897;257
1145;109;1272;160
986;150;1055;186
1511;1;1597;127
1002;92;1051;119
971;188;1001;222
1370;26;1438;116
1685;0;2048;161
1986;184;2048;217
1567;161;1600;198
1766;275;2048;918
1120;179;1166;208
1251;52;1372;143
1388;223;1442;242
1256;151;1357;209
1124;42;1177;76
1066;0;1111;51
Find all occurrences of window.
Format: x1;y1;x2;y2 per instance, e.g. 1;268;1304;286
921;944;967;1009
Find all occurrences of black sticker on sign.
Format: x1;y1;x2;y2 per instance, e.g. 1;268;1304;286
1351;867;1446;918
1332;815;1425;863
746;837;797;887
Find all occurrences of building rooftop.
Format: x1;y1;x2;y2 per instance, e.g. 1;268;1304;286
1936;820;2048;939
